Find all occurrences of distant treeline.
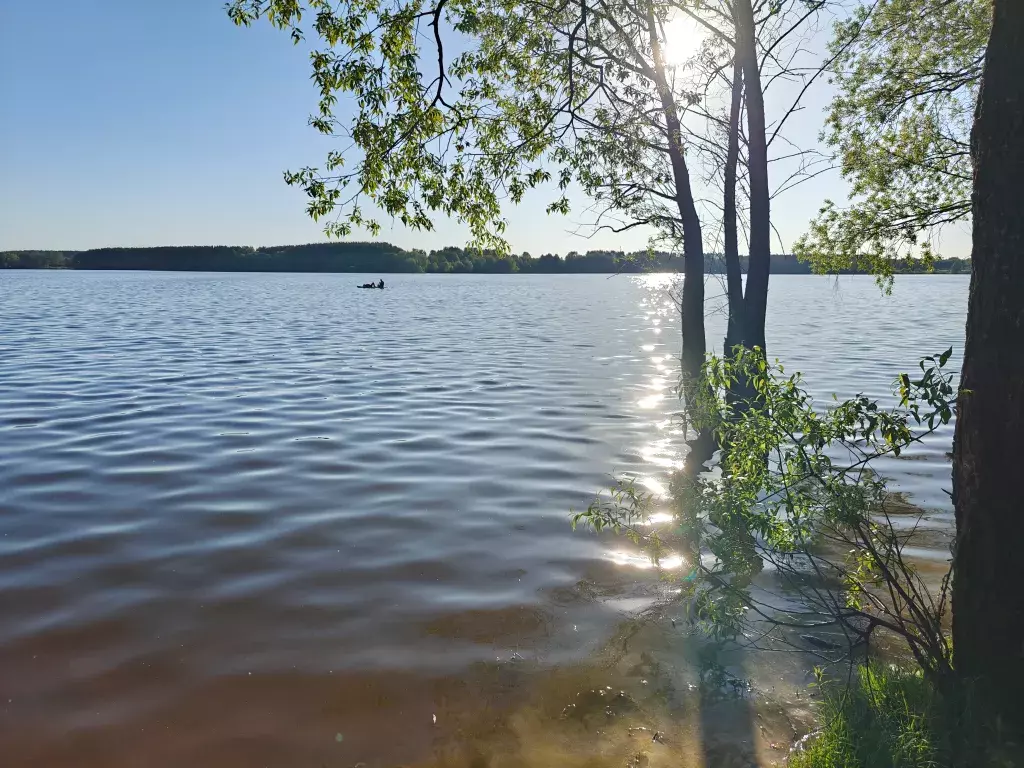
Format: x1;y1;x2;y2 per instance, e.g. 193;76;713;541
0;243;970;274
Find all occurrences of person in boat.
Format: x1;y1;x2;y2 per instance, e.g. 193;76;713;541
377;279;385;289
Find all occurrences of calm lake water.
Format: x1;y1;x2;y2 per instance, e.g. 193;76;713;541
0;272;967;767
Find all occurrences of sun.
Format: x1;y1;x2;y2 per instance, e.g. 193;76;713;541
662;13;708;67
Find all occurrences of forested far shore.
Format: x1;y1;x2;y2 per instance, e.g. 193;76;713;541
0;243;970;274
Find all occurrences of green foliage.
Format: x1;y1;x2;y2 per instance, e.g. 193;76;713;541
573;478;653;539
791;663;947;768
224;0;743;253
575;348;958;675
795;0;988;285
696;349;956;668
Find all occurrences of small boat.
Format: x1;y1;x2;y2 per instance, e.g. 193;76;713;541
358;282;385;289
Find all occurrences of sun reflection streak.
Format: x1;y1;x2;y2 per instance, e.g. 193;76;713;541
633;273;682;290
637;393;664;409
639;476;669;497
608;550;686;571
637;511;674;525
639;439;683;469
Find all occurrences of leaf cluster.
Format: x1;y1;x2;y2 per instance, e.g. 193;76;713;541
228;0;720;251
795;0;988;285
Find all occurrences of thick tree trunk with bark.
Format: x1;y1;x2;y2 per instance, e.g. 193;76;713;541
952;0;1024;743
734;0;770;354
723;55;745;355
673;130;713;471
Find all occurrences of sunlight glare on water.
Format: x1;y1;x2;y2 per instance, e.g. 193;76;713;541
638;476;669;498
608;549;687;571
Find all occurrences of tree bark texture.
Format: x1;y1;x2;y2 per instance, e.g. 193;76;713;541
723;55;745;355
734;0;770;354
952;0;1024;743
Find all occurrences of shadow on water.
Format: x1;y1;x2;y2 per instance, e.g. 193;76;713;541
399;602;820;768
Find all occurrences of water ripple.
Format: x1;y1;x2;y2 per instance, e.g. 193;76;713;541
0;271;966;766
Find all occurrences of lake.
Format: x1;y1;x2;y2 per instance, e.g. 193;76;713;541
0;272;967;767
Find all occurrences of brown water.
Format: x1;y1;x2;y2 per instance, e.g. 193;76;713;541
0;272;967;766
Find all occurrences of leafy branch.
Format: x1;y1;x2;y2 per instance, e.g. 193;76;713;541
575;347;959;687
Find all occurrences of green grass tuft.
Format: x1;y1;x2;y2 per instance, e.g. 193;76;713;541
791;663;948;768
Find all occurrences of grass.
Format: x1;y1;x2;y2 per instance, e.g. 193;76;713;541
790;663;948;768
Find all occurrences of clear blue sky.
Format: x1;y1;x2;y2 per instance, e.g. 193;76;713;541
0;0;971;257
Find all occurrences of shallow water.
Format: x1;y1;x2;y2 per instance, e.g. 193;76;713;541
0;272;967;766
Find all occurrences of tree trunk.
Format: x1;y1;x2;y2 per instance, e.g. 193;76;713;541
673;138;710;469
646;8;710;469
680;212;707;386
734;0;770;354
646;10;705;389
723;55;745;355
952;0;1024;744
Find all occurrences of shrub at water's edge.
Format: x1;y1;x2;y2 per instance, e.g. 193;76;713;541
573;347;1024;763
577;349;958;673
791;664;947;768
572;350;974;761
